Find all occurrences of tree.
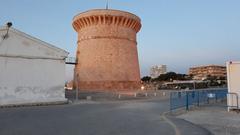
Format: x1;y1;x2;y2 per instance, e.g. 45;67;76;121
154;72;189;81
141;76;152;82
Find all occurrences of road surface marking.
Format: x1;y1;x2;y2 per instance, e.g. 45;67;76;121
161;112;181;135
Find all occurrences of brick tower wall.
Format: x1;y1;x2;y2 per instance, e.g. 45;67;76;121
72;9;142;91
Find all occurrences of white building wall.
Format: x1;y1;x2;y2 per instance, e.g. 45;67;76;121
0;27;68;106
0;57;67;106
227;61;240;110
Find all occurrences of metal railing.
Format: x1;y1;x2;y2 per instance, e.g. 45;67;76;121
170;89;229;111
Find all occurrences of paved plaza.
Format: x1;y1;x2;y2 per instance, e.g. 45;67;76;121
0;98;210;135
178;106;240;135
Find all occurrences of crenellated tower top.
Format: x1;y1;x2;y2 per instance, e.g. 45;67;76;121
72;9;141;33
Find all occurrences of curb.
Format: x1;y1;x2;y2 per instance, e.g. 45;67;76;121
0;100;68;109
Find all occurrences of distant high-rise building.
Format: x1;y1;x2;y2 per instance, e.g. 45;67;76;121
150;65;167;78
189;65;226;80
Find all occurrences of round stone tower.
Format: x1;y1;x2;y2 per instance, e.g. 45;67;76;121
72;9;141;91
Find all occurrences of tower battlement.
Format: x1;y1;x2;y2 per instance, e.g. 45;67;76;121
72;9;141;33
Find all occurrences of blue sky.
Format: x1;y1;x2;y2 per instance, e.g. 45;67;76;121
1;0;240;80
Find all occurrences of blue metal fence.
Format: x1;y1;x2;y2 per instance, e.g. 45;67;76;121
170;89;228;111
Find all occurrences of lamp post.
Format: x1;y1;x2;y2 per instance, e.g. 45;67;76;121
193;81;196;90
75;74;79;101
0;22;12;46
2;22;12;39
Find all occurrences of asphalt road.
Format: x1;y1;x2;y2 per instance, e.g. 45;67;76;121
0;98;211;135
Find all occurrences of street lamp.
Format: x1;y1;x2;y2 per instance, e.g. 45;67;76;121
75;74;79;101
2;22;12;39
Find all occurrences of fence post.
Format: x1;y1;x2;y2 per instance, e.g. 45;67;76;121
197;91;200;106
215;92;218;103
186;92;189;110
170;92;172;111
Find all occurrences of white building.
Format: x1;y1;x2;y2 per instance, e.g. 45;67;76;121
150;65;167;78
226;61;240;111
0;26;69;106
